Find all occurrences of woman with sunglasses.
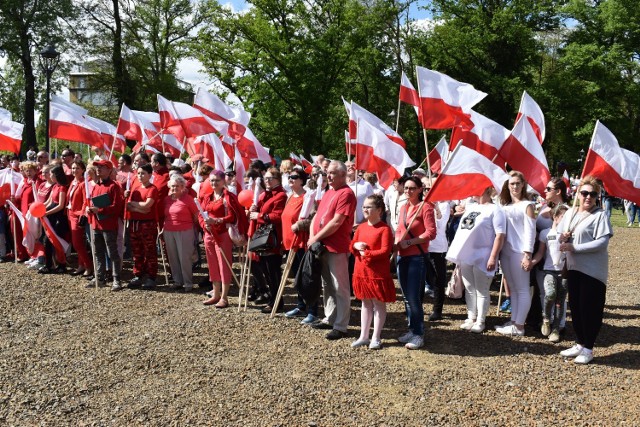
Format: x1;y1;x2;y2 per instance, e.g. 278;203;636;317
249;167;287;313
556;176;613;364
282;170;318;323
495;171;536;337
394;176;436;350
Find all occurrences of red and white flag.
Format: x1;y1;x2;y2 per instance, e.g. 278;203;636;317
193;133;232;171
499;116;551;195
41;216;69;264
562;170;570;189
299;154;314;173
416;66;487;129
0;119;23;154
49;101;104;148
355;119;415;188
516;91;545;144
343;98;405;148
582;121;640;205
193;88;250;139
7;201;40;255
158;95;219;142
0;107;12;121
235;126;272;164
426;145;509;203
450;110;510;164
428;136;449;174
289;152;302;165
123;108;183;157
399;72;420;116
116;104;149;142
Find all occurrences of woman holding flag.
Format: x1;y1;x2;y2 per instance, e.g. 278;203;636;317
38;165;69;274
66;160;92;277
200;170;246;308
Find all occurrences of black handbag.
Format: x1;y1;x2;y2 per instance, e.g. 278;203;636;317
77;215;88;227
248;223;279;252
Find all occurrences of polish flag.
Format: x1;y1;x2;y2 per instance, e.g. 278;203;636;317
299;154;314;173
193;88;251;139
516;91;545;144
426;144;509;203
499;116;551;195
158;95;219;142
289;152;302;165
7;201;41;255
41;216;70;264
450;111;510;164
233;145;247;190
399;71;420;116
0;168;24;193
354;119;415;188
427;136;449;174
582;121;640;205
123;109;183;157
416;66;487;129
193;133;233;171
116;104;149;142
343;98;405;148
235;127;272;164
49;101;104;147
87;114;126;154
0;119;23;154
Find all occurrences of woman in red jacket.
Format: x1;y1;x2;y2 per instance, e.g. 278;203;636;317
249;167;287;313
200;170;247;308
66;160;92;277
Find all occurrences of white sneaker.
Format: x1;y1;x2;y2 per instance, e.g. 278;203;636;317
460;319;475;330
24;258;36;265
28;262;44;270
574;350;594;364
470;322;485;334
405;335;424;350
397;331;416;344
369;340;382;350
494;320;513;329
560;344;584;358
495;325;524;336
548;329;560;343
351;338;370;348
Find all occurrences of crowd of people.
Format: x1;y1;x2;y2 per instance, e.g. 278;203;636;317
0;148;617;364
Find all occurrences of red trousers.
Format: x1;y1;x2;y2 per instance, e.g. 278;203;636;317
130;220;158;278
68;212;92;269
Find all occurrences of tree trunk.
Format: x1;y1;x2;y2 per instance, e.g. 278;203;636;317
112;0;136;108
20;27;37;150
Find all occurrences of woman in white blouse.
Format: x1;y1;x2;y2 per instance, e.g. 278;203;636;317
496;171;536;337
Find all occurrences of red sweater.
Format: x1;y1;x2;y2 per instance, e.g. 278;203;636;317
85;178;124;231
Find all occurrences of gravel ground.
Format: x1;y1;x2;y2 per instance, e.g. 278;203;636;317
1;227;638;426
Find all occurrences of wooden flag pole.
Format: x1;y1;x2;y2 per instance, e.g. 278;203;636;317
270;234;299;318
156;227;170;287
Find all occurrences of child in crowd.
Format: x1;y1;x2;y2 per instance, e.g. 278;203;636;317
349;195;395;350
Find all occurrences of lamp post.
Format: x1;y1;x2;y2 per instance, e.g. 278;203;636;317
39;44;60;154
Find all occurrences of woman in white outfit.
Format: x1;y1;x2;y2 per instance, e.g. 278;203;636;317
496;171;536;337
447;186;506;333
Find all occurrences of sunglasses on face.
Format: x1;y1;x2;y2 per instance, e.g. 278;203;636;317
580;190;598;198
404;186;419;191
288;175;300;180
225;173;235;177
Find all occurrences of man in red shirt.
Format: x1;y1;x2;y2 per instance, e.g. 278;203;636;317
308;161;357;340
85;160;124;291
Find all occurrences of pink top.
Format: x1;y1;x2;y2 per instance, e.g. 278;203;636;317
394;201;437;257
163;194;199;232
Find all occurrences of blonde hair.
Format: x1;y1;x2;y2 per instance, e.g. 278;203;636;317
20;161;37;173
579;175;601;194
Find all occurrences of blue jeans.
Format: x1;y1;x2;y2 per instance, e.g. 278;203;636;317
397;255;426;336
603;197;612;218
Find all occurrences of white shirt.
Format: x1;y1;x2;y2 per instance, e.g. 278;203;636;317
502;201;536;254
539;227;564;271
384;185;406;231
429;201;453;253
447;203;506;277
348;178;374;224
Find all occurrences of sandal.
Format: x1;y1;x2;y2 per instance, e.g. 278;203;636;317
215;299;229;309
203;296;221;306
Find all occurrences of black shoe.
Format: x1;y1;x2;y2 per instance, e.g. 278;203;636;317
310;320;333;330
37;266;52;274
261;305;273;314
326;329;347;340
428;312;443;322
53;265;67;274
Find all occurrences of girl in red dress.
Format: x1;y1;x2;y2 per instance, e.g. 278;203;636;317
350;194;395;350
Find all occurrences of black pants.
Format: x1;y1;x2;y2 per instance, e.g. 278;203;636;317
429;252;447;314
567;270;606;350
258;253;283;306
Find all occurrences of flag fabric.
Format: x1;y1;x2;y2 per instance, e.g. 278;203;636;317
499;116;551;195
123;108;183;157
193;88;250;139
41;216;69;264
562;170;570;189
158;95;219;143
415;66;487;129
299;154;314;173
582;121;640;205
7;201;40;255
343;98;405;148
428;136;449;174
116;104;148;142
235;127;272;164
193;133;233;171
49;101;104;147
289;153;302;165
87;114;126;154
426;145;510;203
354;119;415;188
399;72;420;116
0;119;23;154
0;168;24;193
516;91;545;144
450;110;510;164
0;107;12;121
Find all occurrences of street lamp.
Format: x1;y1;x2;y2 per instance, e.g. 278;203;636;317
39;44;60;154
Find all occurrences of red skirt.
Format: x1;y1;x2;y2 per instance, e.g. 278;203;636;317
352;274;396;303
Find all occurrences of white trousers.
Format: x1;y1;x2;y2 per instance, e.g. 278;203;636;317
500;249;531;326
460;263;493;323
